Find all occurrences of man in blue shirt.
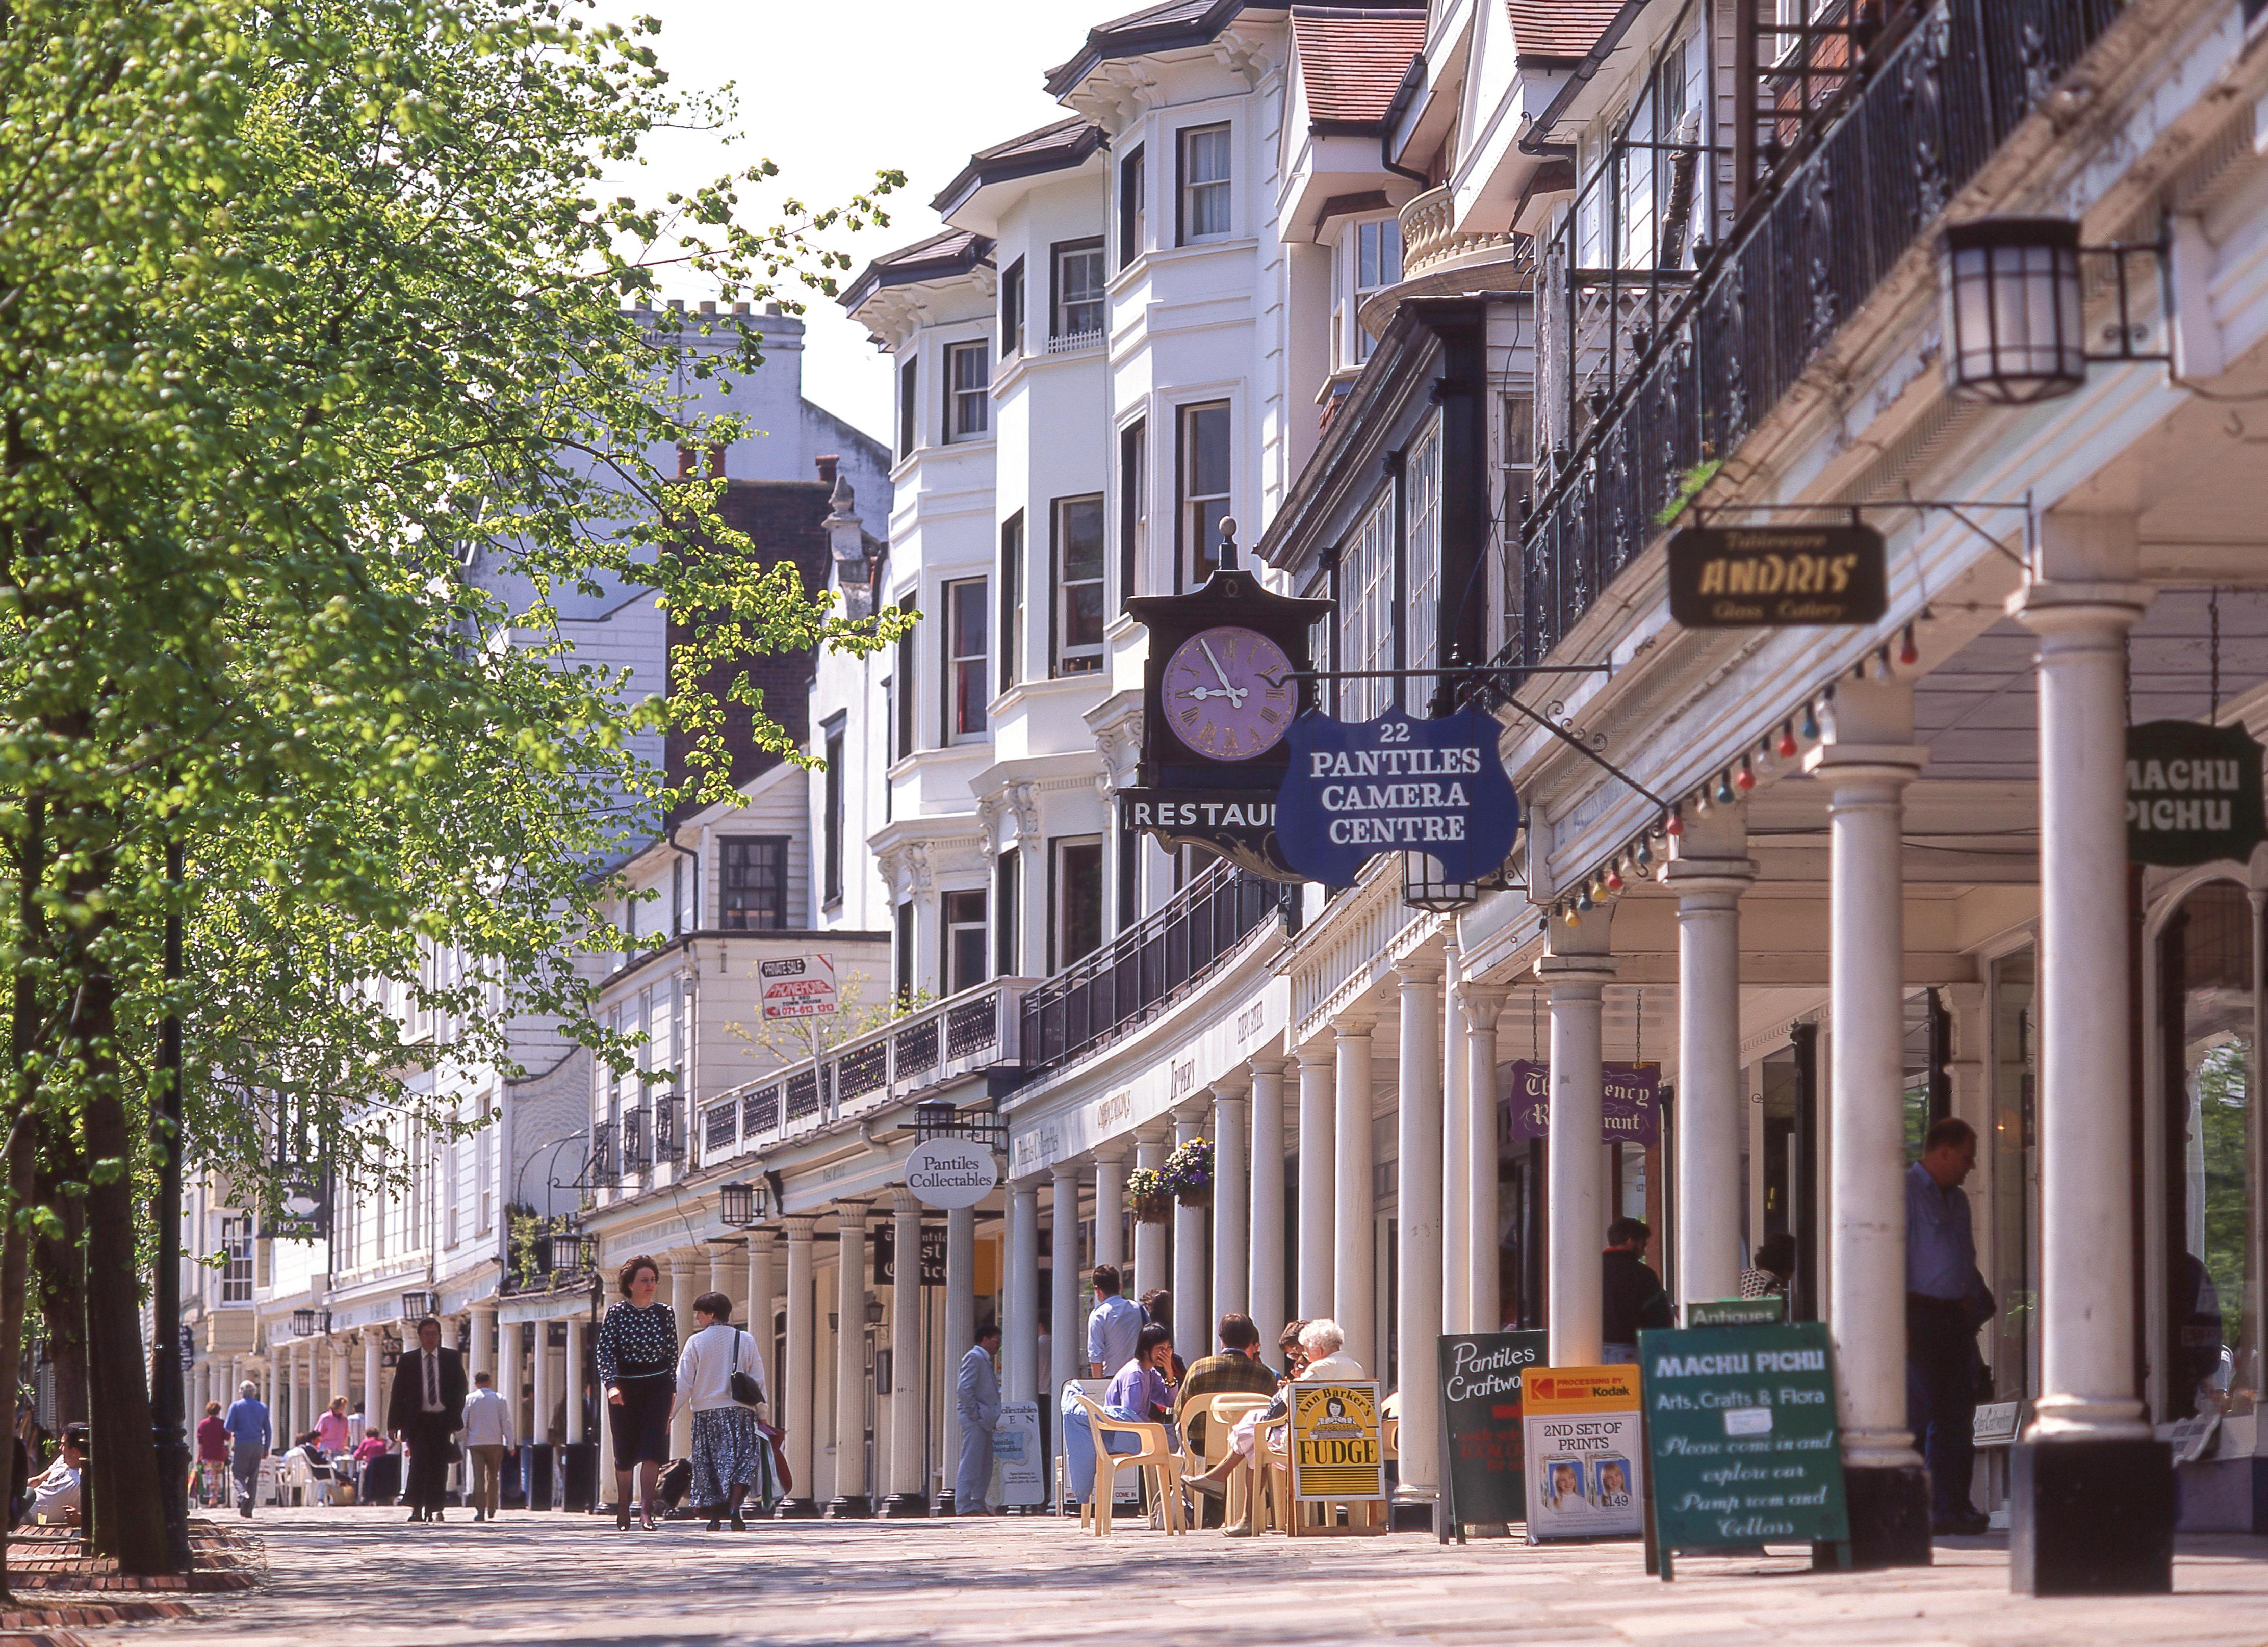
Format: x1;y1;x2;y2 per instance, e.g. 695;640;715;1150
1085;1264;1143;1378
222;1380;272;1520
1907;1117;1993;1536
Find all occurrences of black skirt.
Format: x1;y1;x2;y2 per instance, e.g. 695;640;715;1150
609;1372;675;1465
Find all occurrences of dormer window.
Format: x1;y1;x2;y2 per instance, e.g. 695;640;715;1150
1178;124;1231;244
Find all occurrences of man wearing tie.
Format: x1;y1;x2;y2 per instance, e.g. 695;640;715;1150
954;1321;1003;1516
386;1316;469;1522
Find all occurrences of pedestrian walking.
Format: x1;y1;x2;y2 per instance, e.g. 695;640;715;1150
954;1321;1002;1515
386;1315;469;1523
1084;1265;1141;1378
674;1291;769;1531
194;1401;229;1507
1906;1116;1993;1535
596;1253;678;1531
1601;1217;1672;1363
223;1379;272;1519
461;1371;515;1522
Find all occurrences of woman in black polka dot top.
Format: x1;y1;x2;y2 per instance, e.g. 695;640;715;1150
596;1253;678;1529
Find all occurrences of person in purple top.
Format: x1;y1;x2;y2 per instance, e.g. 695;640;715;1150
1105;1323;1179;1451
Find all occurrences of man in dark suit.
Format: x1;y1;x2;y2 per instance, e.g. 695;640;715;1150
386;1317;468;1522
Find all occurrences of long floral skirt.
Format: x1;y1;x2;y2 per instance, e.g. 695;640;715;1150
689;1406;773;1509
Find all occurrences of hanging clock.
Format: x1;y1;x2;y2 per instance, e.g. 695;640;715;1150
1161;626;1296;761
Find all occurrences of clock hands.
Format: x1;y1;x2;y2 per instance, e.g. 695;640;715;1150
1196;638;1247;707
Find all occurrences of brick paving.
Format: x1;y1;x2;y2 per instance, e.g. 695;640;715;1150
70;1507;2268;1647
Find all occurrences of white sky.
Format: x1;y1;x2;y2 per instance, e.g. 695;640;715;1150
596;0;1131;446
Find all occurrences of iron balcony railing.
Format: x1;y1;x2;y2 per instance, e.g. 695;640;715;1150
1515;0;2122;668
698;975;1037;1166
1020;861;1283;1074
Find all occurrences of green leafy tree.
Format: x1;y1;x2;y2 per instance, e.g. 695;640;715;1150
0;0;904;1576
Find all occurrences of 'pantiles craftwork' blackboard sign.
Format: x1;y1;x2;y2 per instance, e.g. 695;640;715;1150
1639;1320;1848;1578
1437;1331;1549;1541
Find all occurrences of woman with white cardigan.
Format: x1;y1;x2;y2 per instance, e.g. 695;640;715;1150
672;1291;771;1531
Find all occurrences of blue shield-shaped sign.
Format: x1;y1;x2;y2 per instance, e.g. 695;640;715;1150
1275;708;1518;886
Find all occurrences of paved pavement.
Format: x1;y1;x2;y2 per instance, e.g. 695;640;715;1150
80;1509;2268;1647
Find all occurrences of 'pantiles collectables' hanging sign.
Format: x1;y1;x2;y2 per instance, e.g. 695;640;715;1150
1272;707;1519;888
2126;719;2267;867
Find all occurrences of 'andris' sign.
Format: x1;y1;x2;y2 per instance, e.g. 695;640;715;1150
1666;525;1887;628
1273;708;1518;887
2126;720;2266;867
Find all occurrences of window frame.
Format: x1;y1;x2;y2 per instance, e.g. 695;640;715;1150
944;340;989;442
995;851;1020;977
821;714;846;908
719;835;791;932
1348;217;1402;367
895;619;916;762
942;576;988;744
1177;122;1232;246
219;1214;254;1303
943;887;988;997
999;256;1025;360
1119;143;1146;269
1174;400;1231;590
897;354;917;460
893;901;914;1002
1050;238;1106;342
1118;419;1147;611
1049;836;1105;973
1050;493;1107;677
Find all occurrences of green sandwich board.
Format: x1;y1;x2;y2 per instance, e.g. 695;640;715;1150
1638;1319;1848;1579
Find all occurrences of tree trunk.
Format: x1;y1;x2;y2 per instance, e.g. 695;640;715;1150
0;794;44;1600
75;964;169;1575
33;1149;86;1430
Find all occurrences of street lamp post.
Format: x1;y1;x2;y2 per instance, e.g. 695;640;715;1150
150;837;190;1572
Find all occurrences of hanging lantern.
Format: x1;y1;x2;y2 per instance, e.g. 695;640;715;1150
718;1181;761;1228
543;1227;592;1275
1801;701;1821;741
1899;623;1919;667
1777;721;1798;759
1937;218;2087;405
1716;771;1736;805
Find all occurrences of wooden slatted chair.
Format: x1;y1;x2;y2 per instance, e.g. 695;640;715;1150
1068;1390;1185;1537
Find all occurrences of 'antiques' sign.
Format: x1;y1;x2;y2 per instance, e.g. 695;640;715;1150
1666;525;1887;628
1640;1320;1848;1572
1521;1366;1645;1540
1274;708;1519;887
1291;1381;1388;1504
2125;720;2266;867
1438;1331;1549;1539
1503;1062;1662;1148
1684;1296;1787;1328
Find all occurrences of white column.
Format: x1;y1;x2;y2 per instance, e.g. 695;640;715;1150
1212;1079;1250;1324
1005;1180;1040;1403
1296;1043;1335;1318
362;1332;382;1441
1049;1164;1082;1398
1662;805;1757;1305
1463;986;1511;1332
1803;679;1928;1476
1441;935;1471;1335
748;1230;779;1343
782;1215;819;1511
888;1189;927;1512
1092;1144;1126;1273
503;1320;525;1454
665;1251;698;1460
1173;1102;1210;1353
1538;906;1615;1366
941;1204;975;1509
1132;1126;1169;1301
1247;1057;1288;1350
1334;1015;1377;1373
563;1318;586;1445
530;1319;551;1452
263;1354;277;1443
707;1243;739;1312
1395;955;1445;1508
2018;577;2154;1441
832;1201;871;1512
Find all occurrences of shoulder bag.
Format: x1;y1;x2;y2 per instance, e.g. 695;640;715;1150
730;1328;766;1409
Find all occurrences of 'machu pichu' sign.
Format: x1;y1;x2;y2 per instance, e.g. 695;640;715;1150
1667;525;1887;628
2126;719;2266;867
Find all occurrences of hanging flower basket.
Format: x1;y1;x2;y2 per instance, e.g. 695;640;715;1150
1164;1137;1213;1208
1127;1166;1173;1225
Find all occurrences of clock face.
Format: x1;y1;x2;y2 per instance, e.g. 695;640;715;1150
1162;626;1296;761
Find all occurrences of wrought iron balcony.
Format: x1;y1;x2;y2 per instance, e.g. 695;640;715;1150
1020;860;1283;1074
1514;0;2121;668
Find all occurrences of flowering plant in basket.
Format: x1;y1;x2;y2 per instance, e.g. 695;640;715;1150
1127;1166;1173;1224
1164;1137;1213;1207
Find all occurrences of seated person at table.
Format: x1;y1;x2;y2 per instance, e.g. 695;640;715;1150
21;1425;85;1527
1060;1323;1179;1504
1187;1317;1363;1492
1174;1312;1278;1459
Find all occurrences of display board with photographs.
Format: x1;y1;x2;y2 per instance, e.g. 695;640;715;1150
1520;1365;1645;1540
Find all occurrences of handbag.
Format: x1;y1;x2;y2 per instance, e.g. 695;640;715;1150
756;1419;792;1497
730;1329;765;1409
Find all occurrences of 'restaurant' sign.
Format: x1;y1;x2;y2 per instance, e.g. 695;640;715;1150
1502;1061;1661;1148
1274;708;1519;887
2126;720;2266;867
1667;525;1886;628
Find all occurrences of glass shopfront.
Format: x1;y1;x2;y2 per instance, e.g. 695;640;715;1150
1990;946;2039;1403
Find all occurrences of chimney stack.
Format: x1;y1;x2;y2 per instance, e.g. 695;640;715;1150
816;454;840;488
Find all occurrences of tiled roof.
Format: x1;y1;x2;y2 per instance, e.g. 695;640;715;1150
931;117;1107;216
839;228;994;314
1292;7;1426;129
1506;0;1627;64
1046;0;1391;97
